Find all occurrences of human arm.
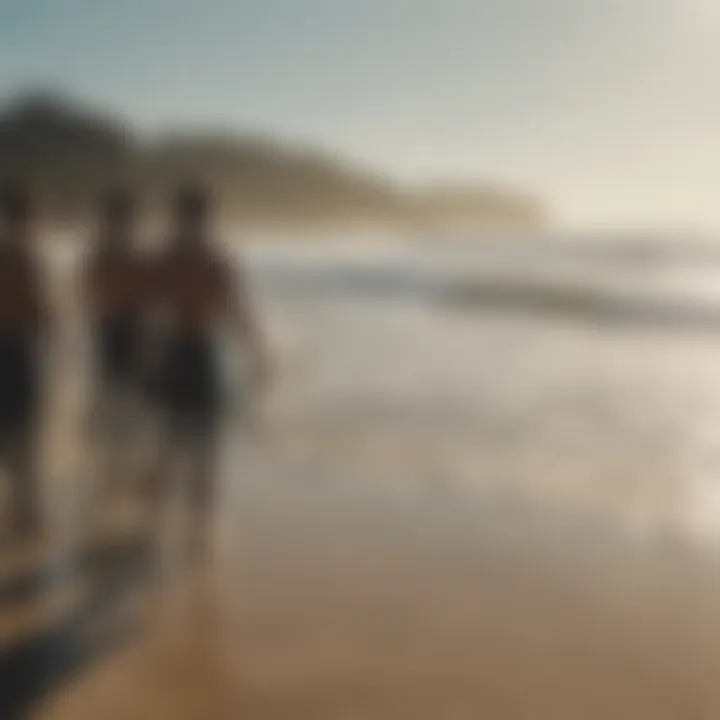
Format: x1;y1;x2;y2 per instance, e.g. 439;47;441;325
225;258;272;394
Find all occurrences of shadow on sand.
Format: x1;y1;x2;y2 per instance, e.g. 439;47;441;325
0;536;155;719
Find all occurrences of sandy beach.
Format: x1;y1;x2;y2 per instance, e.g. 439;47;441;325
5;238;720;718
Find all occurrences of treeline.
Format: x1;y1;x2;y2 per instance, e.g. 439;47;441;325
0;93;546;229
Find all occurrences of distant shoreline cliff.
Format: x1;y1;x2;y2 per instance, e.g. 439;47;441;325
0;92;547;231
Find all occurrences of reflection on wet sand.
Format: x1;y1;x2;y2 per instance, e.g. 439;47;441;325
34;477;720;720
0;538;151;718
8;243;720;718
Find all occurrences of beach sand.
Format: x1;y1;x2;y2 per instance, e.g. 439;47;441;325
6;241;720;718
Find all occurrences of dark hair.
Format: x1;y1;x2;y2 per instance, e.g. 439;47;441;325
173;183;211;222
101;188;135;223
0;184;31;223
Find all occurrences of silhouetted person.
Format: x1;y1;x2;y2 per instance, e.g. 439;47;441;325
147;185;269;552
81;190;148;500
0;185;49;541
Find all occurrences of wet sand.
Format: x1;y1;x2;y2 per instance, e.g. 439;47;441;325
7;241;720;718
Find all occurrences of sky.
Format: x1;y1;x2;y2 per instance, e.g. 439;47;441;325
1;0;720;228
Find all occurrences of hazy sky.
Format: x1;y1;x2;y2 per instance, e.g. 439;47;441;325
1;0;719;227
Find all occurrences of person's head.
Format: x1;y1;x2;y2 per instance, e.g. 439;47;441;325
171;183;211;242
99;188;136;244
0;184;32;239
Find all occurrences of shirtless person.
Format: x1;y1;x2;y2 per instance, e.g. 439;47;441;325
0;186;49;541
82;190;148;496
148;185;269;552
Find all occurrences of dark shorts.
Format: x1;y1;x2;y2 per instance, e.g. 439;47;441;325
157;334;222;439
94;315;138;386
0;334;39;441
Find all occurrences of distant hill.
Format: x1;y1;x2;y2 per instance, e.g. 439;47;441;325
0;93;546;230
